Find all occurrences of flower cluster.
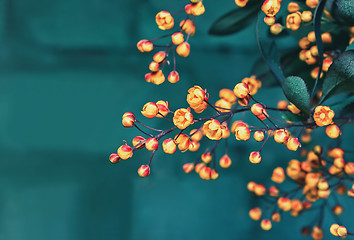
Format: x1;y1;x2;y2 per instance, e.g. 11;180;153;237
110;0;354;239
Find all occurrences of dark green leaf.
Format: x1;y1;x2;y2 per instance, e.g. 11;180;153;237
209;1;261;36
282;76;311;115
330;95;354;111
320;50;354;103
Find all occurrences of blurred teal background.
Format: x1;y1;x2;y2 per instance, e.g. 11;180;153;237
0;0;352;239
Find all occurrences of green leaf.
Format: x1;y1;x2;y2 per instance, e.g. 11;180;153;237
209;1;261;36
320;50;354;103
282;76;311;115
281;112;305;123
330;95;354;111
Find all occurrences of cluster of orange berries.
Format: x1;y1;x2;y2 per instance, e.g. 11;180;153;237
137;0;206;85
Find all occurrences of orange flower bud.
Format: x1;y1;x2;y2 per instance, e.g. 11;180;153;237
260;219;272;231
322;57;333;72
249;151;261;164
287;137;301;151
186;2;205;16
305;172;320;188
274;129;289;143
271;212;281;222
132;136;145;149
345;162;354;175
264;16;276;26
235;0;248;8
270;23;283;35
211;169;219;180
168;71;180;83
317;179;329;190
304;50;317;65
201;152;212;164
247;181;256;192
329;165;342;175
117;144;133;160
313;106;335;126
235;125;251;141
249;207;262;220
137;165;150;178
176;42;190;57
199;166;211;180
318;189;330;198
301;11;313;22
271;167;285;183
150;70;166;85
269;185;279;197
171;32;184;45
254;184;266;196
219;88;237;104
299;37;310;49
187;86;208;113
203;119;223;140
348;189;354;197
122;112;135;127
221;122;230;139
254;131;265;142
308;31;316;42
155;100;169;118
195;163;205;173
175;133;190;152
325;124;341;139
251;103;265;116
334;158;345;169
278;197;292;211
153;51;166;64
336;184;346;194
190;129;203;141
262;0;281;17
141;102;159;118
162;138;177;154
219;154;232;168
145;72;152;83
137;39;153;52
242;77;261;95
155;11;174;30
288;102;301;114
109;153;120;164
215;99;232;112
337;226;348;238
149;61;160;72
286;12;302;31
180;19;195;35
306;0;319;8
183;163;194;173
188;140;200;152
311;67;323;79
287;2;299;12
145;138;159;151
330;224;340;236
233;82;249;98
291;199;303;212
301;133;311;143
333;205;343;215
321;32;332;44
277;100;288;109
231;121;247;133
173;108;194;129
328;148;344;158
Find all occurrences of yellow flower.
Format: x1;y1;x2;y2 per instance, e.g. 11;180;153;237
155;11;174;30
203;119;223;140
187;86;208;113
173;108;194;129
313;106;334;126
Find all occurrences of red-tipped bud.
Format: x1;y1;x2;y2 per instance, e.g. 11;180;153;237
176;42;190;57
122;112;135;127
162;138;177;154
138;165;150;177
287;137;301;151
211;169;219;180
171;32;184;45
254;131;265;142
345;162;354;175
141;102;159;118
195;163;205;173
271;167;285;183
145;138;159;151
274;129;289;143
109;153;120;164
201;152;212;164
168;71;180;83
199;166;211;180
233;82;249;98
117;144;133;160
183;163;194;173
156;100;169;118
249;151;261;164
153;51;166;63
326;124;341;139
249;207;262;221
132;136;145;149
219;154;232;168
260;219;272;231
